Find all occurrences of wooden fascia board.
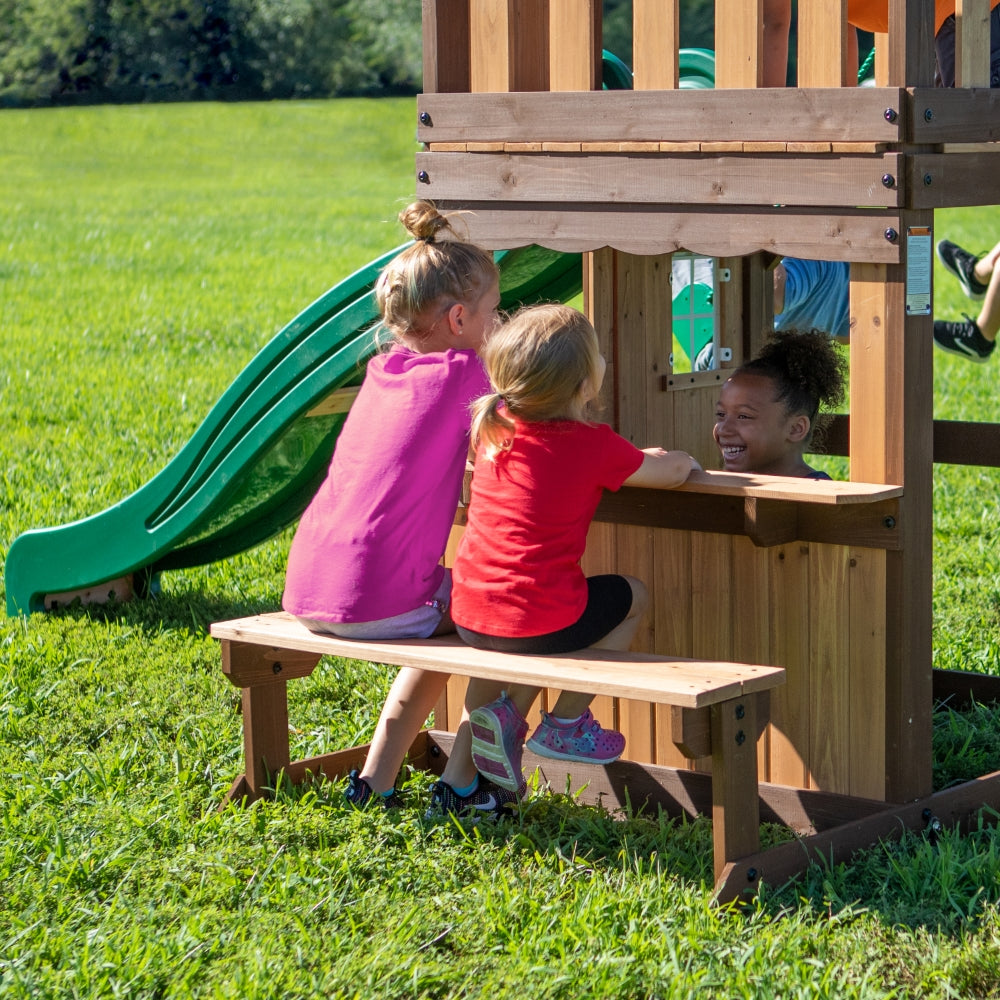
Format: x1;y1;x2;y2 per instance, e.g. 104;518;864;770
416;88;905;144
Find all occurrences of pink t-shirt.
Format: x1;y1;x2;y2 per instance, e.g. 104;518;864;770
452;419;644;637
283;346;488;623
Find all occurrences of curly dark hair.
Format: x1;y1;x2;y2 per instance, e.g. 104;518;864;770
739;330;846;423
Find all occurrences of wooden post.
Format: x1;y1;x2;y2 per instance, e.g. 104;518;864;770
633;0;679;90
849;239;934;802
422;0;470;93
715;0;764;88
887;0;937;86
956;0;992;87
798;0;850;87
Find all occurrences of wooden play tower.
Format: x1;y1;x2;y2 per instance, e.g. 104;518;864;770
414;0;1000;875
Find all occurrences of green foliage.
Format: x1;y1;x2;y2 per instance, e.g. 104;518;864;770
0;0;424;105
5;101;1000;998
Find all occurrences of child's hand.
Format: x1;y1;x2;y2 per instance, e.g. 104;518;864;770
627;448;699;488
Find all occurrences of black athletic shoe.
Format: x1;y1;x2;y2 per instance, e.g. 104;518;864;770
425;776;523;819
344;768;403;809
937;239;989;300
933;317;995;363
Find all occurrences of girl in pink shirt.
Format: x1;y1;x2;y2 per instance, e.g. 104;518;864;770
283;201;513;816
451;304;701;793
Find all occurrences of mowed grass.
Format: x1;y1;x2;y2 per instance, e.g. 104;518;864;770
5;101;1000;998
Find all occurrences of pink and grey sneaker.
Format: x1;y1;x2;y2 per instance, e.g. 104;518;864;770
469;692;529;792
526;709;625;765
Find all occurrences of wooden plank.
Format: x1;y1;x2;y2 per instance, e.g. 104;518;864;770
213;613;787;708
909;88;1000;143
633;0;679;90
875;32;889;87
549;0;600;91
424;203;906;262
415;89;905;144
470;0;510;93
767;543;811;788
715;0;764;88
956;0;992;87
807;543;851;792
415;151;904;208
909;152;1000;209
798;0;849;87
670;385;722;472
849;547;887;798
421;0;470;94
241;682;291;798
674;470;903;504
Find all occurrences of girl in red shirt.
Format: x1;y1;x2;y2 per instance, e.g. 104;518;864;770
451;304;700;793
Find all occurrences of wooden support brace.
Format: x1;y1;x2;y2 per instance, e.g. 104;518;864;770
711;693;765;884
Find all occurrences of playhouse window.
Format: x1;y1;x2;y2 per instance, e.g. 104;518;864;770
670;254;719;374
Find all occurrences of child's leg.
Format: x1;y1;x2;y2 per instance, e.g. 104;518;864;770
974;241;1000;288
976;263;1000;343
360;667;449;793
548;575;649;721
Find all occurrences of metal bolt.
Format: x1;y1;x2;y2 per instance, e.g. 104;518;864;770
430;743;441;757
884;228;898;243
924;173;933;186
735;704;745;720
418;170;430;184
884;515;896;529
884;108;898;123
746;867;758;882
272;662;282;675
735;730;746;746
924;107;934;122
881;173;895;189
922;807;932;822
419;111;431;125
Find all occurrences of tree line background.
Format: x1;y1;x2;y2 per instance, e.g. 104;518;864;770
0;0;721;107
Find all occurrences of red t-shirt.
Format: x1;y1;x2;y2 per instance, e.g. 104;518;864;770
452;418;644;637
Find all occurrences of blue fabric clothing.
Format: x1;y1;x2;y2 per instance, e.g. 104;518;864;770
775;258;850;340
806;469;832;480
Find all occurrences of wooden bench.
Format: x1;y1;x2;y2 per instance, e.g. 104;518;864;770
211;610;785;895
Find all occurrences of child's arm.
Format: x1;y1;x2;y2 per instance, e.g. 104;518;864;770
624;448;701;489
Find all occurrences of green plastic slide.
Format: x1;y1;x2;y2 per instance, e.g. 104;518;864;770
4;245;582;615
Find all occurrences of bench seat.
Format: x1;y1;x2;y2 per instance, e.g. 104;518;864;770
211;611;786;894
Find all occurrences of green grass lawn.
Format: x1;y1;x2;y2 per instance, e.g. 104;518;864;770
4;101;1000;998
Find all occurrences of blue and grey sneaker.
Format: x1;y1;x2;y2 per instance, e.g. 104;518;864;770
344;768;403;809
933;317;995;363
937;239;989;300
425;776;523;819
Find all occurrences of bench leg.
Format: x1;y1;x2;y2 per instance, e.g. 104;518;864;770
221;639;321;802
711;693;765;886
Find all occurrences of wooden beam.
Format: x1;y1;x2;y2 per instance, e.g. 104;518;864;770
908;152;1000;209
415;151;904;208
416;89;905;145
886;0;937;87
909;88;1000;143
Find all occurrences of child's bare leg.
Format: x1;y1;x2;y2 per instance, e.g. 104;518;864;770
360;667;448;793
973;240;1000;288
550;576;649;720
976;263;1000;343
762;0;791;87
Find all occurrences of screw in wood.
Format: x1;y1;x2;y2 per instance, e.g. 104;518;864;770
418;170;430;184
884;108;898;123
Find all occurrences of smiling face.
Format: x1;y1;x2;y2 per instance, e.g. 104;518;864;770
713;372;811;476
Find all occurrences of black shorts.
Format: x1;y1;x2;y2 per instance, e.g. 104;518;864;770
456;574;634;655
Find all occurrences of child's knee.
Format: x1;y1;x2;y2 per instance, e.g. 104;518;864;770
623;575;649;618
